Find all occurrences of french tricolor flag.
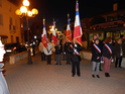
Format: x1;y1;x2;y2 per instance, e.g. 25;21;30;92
52;20;58;46
66;14;72;42
73;0;83;46
42;19;48;48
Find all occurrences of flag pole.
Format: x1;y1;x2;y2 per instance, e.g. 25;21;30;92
67;13;70;19
43;18;45;24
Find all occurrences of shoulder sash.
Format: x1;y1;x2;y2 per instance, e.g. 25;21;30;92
93;44;101;53
104;44;112;54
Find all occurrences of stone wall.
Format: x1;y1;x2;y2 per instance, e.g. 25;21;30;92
9;51;28;64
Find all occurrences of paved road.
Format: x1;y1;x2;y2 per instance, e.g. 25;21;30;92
4;53;125;94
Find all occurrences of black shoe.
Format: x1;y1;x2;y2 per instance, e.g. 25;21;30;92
96;75;100;78
47;63;51;65
105;73;110;77
105;73;108;77
119;67;122;68
66;63;70;65
77;74;81;77
92;74;95;78
72;74;75;77
99;69;102;71
107;73;110;77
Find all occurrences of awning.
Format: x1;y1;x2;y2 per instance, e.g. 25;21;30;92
0;35;8;38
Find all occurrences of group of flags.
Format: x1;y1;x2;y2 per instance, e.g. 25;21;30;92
41;0;82;48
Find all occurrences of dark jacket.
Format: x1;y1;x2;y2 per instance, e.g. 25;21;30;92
71;43;83;62
114;43;123;58
90;39;103;55
91;43;102;62
55;44;62;54
122;39;125;57
64;42;73;54
102;43;114;59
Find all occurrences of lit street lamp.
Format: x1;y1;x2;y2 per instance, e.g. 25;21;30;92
15;0;38;64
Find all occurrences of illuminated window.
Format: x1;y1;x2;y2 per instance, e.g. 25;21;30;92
11;35;14;43
0;14;3;25
10;17;13;24
0;0;2;6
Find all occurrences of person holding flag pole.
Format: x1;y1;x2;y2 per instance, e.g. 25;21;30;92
70;0;83;77
64;14;73;65
42;19;53;65
39;19;47;61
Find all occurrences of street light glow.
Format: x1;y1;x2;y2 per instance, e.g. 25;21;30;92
27;11;33;17
20;6;27;13
15;9;22;15
23;0;30;6
32;8;39;15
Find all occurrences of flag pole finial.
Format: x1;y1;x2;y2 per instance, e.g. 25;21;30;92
43;18;45;25
53;18;55;22
43;19;45;23
43;18;45;21
67;13;70;18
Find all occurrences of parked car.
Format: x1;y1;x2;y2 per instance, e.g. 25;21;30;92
4;43;27;55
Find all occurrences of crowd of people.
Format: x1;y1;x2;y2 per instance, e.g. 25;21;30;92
0;34;125;93
38;35;125;78
39;38;83;77
91;34;125;78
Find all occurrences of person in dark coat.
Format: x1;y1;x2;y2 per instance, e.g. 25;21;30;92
102;37;114;77
70;42;83;77
91;39;102;78
114;38;123;68
55;40;62;65
64;41;72;64
90;34;103;71
122;38;125;67
122;38;125;58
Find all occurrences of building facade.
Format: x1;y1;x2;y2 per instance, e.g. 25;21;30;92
81;9;125;50
0;0;21;44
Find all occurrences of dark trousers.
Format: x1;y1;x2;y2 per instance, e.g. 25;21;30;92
72;61;80;76
56;54;61;65
32;47;35;56
46;55;51;64
100;63;102;70
115;56;122;68
66;53;71;64
41;52;46;61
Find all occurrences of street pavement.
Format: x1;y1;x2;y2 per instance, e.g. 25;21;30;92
3;53;125;94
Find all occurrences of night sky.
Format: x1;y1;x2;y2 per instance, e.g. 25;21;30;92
10;0;125;30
